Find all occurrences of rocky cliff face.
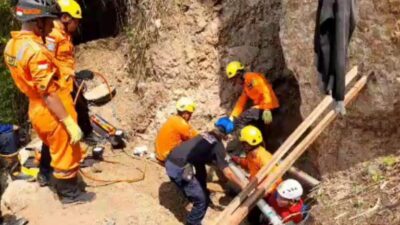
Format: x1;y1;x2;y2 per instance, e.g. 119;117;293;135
127;0;400;175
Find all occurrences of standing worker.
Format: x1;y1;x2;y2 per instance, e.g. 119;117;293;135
3;0;90;204
165;117;245;225
155;97;198;162
37;0;90;186
226;61;279;131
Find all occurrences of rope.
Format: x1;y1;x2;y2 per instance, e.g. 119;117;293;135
79;155;147;186
73;70;114;106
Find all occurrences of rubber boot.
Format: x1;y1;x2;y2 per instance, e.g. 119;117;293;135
52;176;94;204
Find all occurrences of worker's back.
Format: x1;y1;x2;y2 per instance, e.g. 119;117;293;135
244;72;279;110
167;133;229;170
155;115;197;161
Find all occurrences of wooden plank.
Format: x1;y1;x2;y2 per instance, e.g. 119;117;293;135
212;66;359;225
225;75;368;225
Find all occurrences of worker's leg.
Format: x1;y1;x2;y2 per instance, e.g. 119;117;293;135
71;81;93;138
166;161;209;225
38;144;52;186
194;164;210;203
47;123;83;203
183;177;209;225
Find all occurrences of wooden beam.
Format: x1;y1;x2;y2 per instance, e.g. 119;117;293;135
287;166;320;187
212;66;359;225
225;75;369;225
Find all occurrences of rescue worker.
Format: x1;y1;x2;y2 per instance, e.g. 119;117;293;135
231;125;283;224
267;179;305;224
155;97;198;162
38;0;93;186
231;125;281;190
226;61;279;131
3;0;90;204
165;117;245;225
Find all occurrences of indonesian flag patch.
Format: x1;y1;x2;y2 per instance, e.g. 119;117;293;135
38;61;49;70
16;7;24;16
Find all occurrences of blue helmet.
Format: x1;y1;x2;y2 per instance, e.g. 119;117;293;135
214;117;235;134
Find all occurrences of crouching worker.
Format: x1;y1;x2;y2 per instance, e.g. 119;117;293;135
4;0;90;204
231;125;282;191
226;61;279;131
165;117;245;225
267;179;305;224
155;97;198;162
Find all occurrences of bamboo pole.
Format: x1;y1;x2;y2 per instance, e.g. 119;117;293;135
212;66;359;225
225;75;368;225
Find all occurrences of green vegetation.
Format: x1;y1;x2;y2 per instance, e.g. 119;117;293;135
0;1;26;124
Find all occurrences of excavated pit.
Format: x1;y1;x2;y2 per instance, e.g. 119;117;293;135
73;0;127;44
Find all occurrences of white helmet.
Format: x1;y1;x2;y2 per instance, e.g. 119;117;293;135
277;179;303;200
176;97;196;113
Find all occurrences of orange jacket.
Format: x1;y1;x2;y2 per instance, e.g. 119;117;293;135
155;115;198;161
237;146;282;193
231;72;279;118
46;20;75;92
4;31;81;179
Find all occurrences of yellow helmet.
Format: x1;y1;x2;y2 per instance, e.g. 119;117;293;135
176;97;196;113
226;61;245;79
57;0;82;19
239;125;263;146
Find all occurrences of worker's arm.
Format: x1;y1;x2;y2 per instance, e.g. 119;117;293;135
230;91;248;119
29;51;82;144
223;167;246;190
43;93;68;120
232;156;249;170
29;52;68;120
256;79;273;109
178;119;198;140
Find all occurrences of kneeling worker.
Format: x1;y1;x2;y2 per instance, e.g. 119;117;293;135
165;117;245;225
155;97;198;162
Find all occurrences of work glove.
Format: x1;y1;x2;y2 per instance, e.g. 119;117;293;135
75;70;94;81
231;156;241;165
62;116;83;144
262;110;273;124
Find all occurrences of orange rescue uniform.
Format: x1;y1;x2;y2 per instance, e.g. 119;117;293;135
4;31;81;179
46;20;75;93
231;72;279;118
237;146;282;193
155;115;198;162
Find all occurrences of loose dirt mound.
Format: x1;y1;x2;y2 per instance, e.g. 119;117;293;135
309;152;400;225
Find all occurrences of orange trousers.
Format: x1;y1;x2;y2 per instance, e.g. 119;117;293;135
29;92;81;179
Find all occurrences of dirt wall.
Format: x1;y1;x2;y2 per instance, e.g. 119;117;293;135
280;0;400;175
124;0;400;176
